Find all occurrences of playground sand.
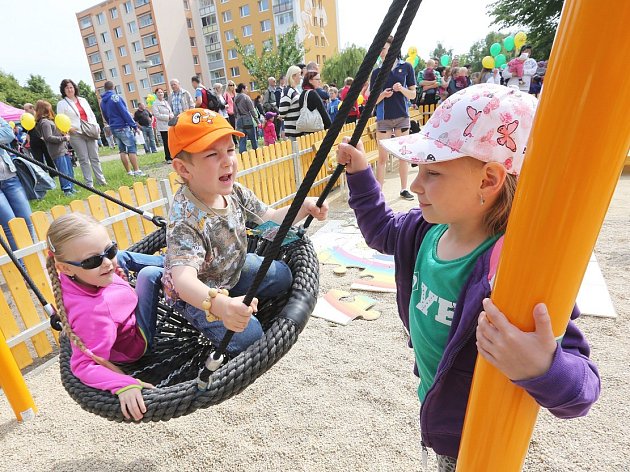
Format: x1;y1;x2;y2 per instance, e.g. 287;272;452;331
1;170;629;472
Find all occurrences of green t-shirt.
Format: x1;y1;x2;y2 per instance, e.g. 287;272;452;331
409;224;499;402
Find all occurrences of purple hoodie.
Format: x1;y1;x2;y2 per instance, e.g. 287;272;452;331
346;168;600;458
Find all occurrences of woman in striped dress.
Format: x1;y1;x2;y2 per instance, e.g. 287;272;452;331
278;65;303;141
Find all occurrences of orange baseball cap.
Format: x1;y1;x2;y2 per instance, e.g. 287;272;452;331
168;108;244;157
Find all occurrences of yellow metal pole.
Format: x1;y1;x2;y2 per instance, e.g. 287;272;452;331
457;0;630;470
0;329;37;421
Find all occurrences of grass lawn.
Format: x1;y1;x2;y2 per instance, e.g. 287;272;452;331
30;150;169;213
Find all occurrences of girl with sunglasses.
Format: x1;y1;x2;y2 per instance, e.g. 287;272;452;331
46;213;164;421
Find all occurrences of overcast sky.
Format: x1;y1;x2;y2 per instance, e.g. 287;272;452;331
0;0;495;90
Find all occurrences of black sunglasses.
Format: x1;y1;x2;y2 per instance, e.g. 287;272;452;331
63;242;118;270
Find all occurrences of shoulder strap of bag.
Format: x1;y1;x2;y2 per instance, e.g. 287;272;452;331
65;98;80;118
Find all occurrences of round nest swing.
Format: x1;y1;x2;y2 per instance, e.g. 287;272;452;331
59;226;319;422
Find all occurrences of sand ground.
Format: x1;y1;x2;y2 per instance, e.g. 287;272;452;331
1;167;628;472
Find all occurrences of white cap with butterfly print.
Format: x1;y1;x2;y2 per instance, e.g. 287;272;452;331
379;83;538;175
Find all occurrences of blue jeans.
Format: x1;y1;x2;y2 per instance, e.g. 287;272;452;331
177;253;292;355
112;127;137;154
0;176;35;250
140;125;157;153
117;251;164;349
236;118;258;154
53;154;74;192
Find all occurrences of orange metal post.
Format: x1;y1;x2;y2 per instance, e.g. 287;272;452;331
457;1;630;470
0;329;37;421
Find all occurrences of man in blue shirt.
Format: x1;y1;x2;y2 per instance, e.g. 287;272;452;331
100;81;145;176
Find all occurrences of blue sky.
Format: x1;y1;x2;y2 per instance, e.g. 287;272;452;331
0;0;495;90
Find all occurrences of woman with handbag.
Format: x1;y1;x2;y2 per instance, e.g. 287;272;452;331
152;88;174;163
278;65;303;141
234;83;258;153
295;72;331;137
56;79;107;187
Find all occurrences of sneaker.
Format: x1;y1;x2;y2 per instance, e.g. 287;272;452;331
133;170;146;176
127;171;135;176
400;189;415;201
64;190;77;197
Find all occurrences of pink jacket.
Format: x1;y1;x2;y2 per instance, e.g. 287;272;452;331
262;120;277;144
61;273;146;394
224;92;235;115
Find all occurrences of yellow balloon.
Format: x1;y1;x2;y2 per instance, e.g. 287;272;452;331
55;113;72;134
20;112;36;131
8;121;15;129
357;95;365;105
514;31;527;44
482;56;495;69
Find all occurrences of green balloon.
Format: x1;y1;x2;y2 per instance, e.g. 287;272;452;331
490;42;502;57
504;35;515;52
440;54;450;67
500;63;508;70
494;53;507;67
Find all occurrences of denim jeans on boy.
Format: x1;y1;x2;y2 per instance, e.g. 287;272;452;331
140;125;157;153
112;127;137;154
0;175;35;250
117;250;164;348
236;118;258;154
177;254;292;355
53;154;75;193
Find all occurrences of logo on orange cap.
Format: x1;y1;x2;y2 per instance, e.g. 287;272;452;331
168;108;245;157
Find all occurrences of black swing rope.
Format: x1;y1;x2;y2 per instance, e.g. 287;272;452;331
197;0;423;386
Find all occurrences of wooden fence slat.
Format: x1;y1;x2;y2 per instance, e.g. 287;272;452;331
146;178;165;217
104;190;131;249
133;182;155;235
69;199;86;214
50;205;67;220
118;186;143;244
254;148;269;204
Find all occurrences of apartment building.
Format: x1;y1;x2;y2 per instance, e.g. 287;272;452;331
76;0;339;106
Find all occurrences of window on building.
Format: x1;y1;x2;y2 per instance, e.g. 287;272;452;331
150;72;165;85
258;0;269;12
322;55;326;63
316;55;320;64
123;64;131;75
193;55;199;65
123;1;133;14
79;16;92;29
210;68;226;81
100;32;109;43
93;70;105;81
239;4;250;17
140;78;149;89
109;67;118;78
220;0;228;3
230;66;240;76
132;41;141;52
201;14;217;26
187;18;193;28
89;52;101;64
227;48;238;59
139;13;153;27
321;36;326;47
105;49;113;60
127;82;135;92
260;19;271;32
208;51;222;62
84;35;97;47
115;85;122;94
320;18;324;27
244;44;255;55
242;25;252;37
249;81;256;91
314;36;319;46
96;12;104;25
114;27;123;38
183;0;190;10
131;99;139;108
262;39;273;51
147;53;162;66
276;11;293;26
128;21;137;33
109;7;118;19
204;32;219;45
135;0;149;6
142;33;158;48
117;45;126;57
313;16;317;26
225;29;234;41
190;37;196;46
222;10;232;22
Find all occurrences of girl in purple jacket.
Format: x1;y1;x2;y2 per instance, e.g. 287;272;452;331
337;83;600;470
47;213;163;421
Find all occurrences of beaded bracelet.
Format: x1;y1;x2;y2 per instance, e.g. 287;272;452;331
202;287;229;322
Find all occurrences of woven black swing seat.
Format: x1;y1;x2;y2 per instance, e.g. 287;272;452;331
59;226;319;422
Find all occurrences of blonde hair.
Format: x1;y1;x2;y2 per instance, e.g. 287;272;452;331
285;65;302;88
484;173;518;236
46;213;124;374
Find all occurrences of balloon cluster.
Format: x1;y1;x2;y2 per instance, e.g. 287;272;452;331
482;31;527;70
405;46;420;71
146;93;157;107
20;113;36;131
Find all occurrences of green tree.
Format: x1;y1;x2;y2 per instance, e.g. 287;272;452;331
430;42;453;61
77;80;104;127
234;24;306;90
26;74;58;103
487;0;564;59
0;71;60;109
321;44;366;87
466;32;506;72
